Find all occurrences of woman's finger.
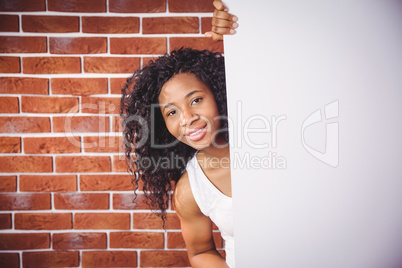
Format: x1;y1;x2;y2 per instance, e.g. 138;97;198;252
213;0;228;11
204;31;224;41
211;25;236;35
213;9;235;21
212;18;238;29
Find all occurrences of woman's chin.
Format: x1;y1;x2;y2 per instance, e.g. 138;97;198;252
183;137;211;151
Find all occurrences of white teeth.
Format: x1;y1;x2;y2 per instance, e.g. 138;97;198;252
189;127;203;136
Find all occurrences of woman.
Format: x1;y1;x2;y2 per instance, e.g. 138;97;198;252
120;2;238;267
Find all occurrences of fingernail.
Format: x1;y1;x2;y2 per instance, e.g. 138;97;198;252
205;32;212;37
232;16;238;22
232;23;238;28
230;29;235;34
224;8;229;11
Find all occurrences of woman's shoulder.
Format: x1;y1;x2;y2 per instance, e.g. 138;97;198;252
173;172;202;218
173;172;192;209
175;171;189;194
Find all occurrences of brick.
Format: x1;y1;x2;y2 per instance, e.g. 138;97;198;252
0;77;48;95
0;36;46;53
113;193;149;210
53;116;109;133
0;97;19;114
20;175;77;192
22;15;79;33
0;176;17;192
140;251;190;267
112;116;123;132
15;213;72;230
83;136;123;153
133;213;180;229
75;213;130;229
82;16;139;34
201;17;213;34
112;155;128;172
0;193;51;210
110;77;129;94
0;233;49;250
50;37;107;54
22;251;79;268
167;231;223;249
23;57;81;74
84;57;140;74
81;97;120;115
0;214;11;229
0;97;19;113
109;232;164;249
0;156;52;173
168;0;213;12
170;37;224;53
51;78;107;95
80;174;135;191
0;137;20;153
24;137;80;154
143;17;199;34
54;193;109;210
21;96;78;113
53;233;107;249
110;37;166;55
82;251;137;268
0;15;19;32
0;117;50;133
26;137;79;155
142;56;159;67
166;232;185;249
0;56;20;73
0;0;45;11
0;253;19;268
109;0;165;13
55;156;111;173
48;0;106;12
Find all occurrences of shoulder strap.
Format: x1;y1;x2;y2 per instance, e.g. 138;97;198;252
186;155;212;216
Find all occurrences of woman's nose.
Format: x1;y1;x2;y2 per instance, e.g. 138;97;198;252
180;109;194;126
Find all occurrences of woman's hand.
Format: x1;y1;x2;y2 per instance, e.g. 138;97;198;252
205;0;238;41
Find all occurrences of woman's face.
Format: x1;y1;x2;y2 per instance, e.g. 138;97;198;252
158;72;221;151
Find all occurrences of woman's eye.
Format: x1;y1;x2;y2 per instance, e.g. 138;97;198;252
167;110;176;117
192;98;202;105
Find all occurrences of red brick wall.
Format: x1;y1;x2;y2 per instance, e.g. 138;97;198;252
0;0;224;267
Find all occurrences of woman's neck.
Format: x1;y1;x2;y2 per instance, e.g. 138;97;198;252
197;136;230;170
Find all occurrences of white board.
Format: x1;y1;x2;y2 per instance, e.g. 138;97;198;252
224;1;402;267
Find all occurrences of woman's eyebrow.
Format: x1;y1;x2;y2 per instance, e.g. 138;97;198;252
162;103;173;112
185;90;202;99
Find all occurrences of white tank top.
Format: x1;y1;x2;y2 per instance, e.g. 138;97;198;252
186;153;235;268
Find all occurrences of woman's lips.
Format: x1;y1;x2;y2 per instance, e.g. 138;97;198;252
185;125;207;142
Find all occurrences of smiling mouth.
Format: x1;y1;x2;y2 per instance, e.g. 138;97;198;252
185;124;207;136
188;126;206;136
185;125;208;142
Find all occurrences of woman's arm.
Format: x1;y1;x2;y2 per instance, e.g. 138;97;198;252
205;0;238;41
173;173;228;268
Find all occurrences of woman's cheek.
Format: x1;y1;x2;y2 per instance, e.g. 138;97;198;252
166;121;181;140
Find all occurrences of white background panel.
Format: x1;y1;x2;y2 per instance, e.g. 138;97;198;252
224;1;402;267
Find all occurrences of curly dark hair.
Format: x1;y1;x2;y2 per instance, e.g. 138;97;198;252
120;48;228;222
